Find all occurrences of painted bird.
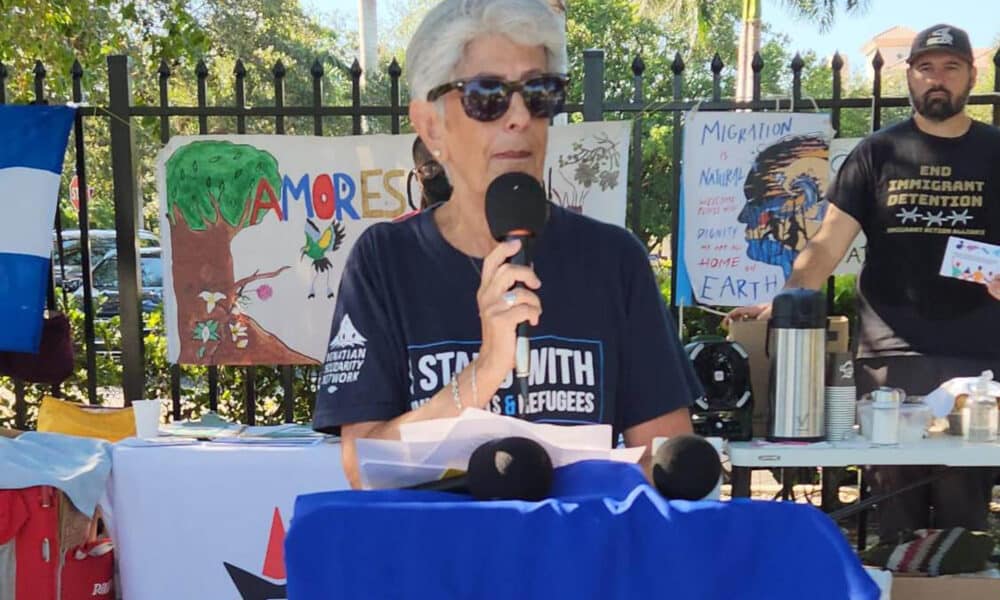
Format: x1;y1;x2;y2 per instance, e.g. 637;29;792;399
302;219;346;299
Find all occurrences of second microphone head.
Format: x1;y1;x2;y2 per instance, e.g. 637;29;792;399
651;434;723;501
485;172;549;241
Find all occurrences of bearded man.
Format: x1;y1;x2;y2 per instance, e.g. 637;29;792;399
727;23;1000;542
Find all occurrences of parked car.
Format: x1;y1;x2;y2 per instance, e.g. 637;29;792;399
75;247;164;319
53;229;159;286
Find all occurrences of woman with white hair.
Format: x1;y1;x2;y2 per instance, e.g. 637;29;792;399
314;0;700;488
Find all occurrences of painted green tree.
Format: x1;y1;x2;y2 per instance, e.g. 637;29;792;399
166;140;309;365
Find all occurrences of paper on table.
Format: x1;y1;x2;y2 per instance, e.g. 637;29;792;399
418;418;623;469
359;460;455;490
609;447;646;462
159;423;244;439
208;437;326;446
117;436;200;448
358;409;643;489
396;409;496;443
399;409;612;449
241;424;327;438
354;438;442;465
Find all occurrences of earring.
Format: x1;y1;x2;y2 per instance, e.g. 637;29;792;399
433;149;442;158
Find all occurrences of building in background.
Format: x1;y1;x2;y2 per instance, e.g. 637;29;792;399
862;25;995;78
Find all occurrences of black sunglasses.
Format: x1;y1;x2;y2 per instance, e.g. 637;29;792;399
426;73;568;122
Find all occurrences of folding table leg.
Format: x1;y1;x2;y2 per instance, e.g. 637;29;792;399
780;468;793;500
731;467;751;498
857;469;868;552
821;467;839;512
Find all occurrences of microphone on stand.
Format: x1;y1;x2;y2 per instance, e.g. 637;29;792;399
651;434;723;501
485;172;550;405
406;436;554;501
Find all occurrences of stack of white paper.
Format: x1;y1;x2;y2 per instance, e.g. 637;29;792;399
356;409;645;489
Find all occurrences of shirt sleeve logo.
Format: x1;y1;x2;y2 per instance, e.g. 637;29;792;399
320;314;368;393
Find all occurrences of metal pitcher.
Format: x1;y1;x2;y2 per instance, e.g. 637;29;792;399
767;288;827;441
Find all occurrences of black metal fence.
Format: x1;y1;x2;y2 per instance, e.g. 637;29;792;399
3;46;999;429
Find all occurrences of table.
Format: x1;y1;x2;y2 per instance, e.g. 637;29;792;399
728;435;1000;498
285;460;880;600
110;440;348;600
727;435;1000;550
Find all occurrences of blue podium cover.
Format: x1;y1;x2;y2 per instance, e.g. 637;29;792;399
286;461;878;599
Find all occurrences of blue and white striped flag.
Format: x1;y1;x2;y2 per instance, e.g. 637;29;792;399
0;105;75;352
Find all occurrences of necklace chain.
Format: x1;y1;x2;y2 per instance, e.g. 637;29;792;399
468;256;482;278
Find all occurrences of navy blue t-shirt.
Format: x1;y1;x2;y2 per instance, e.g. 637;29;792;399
313;204;701;438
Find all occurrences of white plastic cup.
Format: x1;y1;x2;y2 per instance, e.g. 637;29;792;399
132;399;163;439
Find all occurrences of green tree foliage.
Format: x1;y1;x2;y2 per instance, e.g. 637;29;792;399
775;0;870;33
165;141;281;230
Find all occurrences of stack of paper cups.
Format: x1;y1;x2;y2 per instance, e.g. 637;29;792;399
825;352;856;441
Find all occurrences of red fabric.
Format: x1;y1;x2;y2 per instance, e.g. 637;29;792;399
60;538;115;600
9;487;59;600
0;487;113;599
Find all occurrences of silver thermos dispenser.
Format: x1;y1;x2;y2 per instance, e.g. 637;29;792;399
767;288;826;441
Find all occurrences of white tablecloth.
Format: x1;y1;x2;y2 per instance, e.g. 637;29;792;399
110;440;348;600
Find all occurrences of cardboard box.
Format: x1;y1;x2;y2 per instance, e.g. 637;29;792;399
890;572;1000;600
727;316;851;438
827;315;850;354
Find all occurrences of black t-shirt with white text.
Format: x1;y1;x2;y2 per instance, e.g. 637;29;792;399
312;203;702;438
829;118;1000;358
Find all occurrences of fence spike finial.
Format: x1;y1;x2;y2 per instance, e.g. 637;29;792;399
234;59;246;77
33;60;46;77
671;52;685;75
388;57;401;77
310;58;324;78
631;55;645;77
72;59;84;77
158;59;171;78
872;49;884;70
350;58;362;79
272;60;286;78
831;51;844;72
751;51;764;72
710;53;724;74
791;52;805;72
195;59;208;78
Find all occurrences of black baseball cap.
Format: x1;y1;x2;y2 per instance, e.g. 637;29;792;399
907;24;974;65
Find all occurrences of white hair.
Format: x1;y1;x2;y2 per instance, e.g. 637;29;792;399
405;0;568;103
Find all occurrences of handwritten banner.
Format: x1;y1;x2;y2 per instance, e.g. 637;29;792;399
676;111;833;307
156;122;631;365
